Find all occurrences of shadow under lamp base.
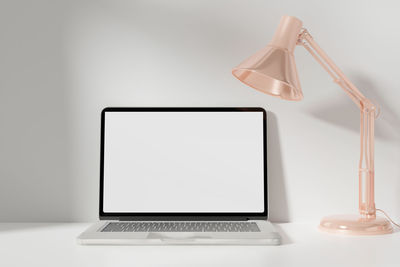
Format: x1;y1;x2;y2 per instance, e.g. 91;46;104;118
319;214;393;235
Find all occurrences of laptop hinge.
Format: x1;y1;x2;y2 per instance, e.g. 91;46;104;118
118;216;249;221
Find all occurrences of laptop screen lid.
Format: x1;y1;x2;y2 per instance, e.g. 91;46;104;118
99;107;267;220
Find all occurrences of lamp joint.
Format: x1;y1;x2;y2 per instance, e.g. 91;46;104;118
297;28;312;45
333;78;343;84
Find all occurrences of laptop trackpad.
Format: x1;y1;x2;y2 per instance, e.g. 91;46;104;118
147;232;213;240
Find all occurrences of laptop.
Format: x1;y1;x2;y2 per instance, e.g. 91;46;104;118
78;107;281;245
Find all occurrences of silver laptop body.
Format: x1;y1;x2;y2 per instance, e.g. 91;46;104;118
78;107;281;245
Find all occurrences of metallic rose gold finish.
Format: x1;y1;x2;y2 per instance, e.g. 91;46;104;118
319;215;393;235
232;15;393;235
270;16;303;52
299;30;385;228
232;16;303;101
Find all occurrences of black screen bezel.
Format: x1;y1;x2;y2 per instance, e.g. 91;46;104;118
99;107;268;221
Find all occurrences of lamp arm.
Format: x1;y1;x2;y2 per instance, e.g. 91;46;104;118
298;29;378;217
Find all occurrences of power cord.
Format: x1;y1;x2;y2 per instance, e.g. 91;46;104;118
376;209;400;229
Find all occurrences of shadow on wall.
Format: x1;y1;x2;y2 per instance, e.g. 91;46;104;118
267;112;290;223
307;73;400;141
306;73;400;215
0;1;74;222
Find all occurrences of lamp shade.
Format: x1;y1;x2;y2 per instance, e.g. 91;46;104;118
232;16;304;101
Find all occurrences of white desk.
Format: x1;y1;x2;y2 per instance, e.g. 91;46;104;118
0;223;398;267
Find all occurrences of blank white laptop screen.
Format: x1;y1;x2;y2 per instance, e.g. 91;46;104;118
103;111;265;213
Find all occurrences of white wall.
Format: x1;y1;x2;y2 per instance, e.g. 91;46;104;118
1;0;399;222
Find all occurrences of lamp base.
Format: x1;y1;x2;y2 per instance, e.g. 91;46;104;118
319;214;393;235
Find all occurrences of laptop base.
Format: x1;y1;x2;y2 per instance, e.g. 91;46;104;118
77;220;281;245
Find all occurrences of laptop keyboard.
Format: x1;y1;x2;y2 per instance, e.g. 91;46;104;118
101;222;260;232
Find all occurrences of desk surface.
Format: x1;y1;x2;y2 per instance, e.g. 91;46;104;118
0;223;398;267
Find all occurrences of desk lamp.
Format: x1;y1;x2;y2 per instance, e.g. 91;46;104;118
232;15;393;235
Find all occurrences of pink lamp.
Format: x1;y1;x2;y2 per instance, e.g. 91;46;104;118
232;15;393;235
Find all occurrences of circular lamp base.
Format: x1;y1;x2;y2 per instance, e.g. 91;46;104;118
319;214;393;235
